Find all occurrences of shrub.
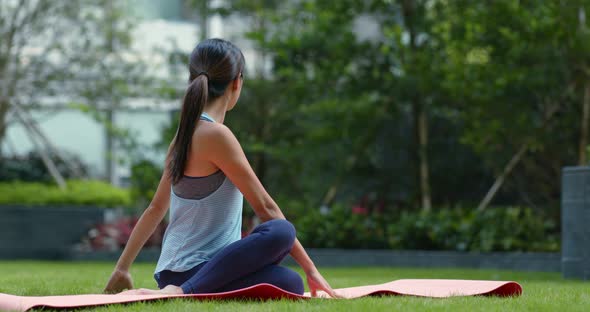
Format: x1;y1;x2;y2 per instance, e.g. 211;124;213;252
129;159;161;208
293;205;559;252
295;204;390;249
0;152;88;182
82;217;167;251
0;180;131;207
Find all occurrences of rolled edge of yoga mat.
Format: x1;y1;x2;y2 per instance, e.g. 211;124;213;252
304;279;523;299
0;279;523;312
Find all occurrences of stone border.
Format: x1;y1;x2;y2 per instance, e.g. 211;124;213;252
283;249;561;272
67;248;162;262
67;248;561;272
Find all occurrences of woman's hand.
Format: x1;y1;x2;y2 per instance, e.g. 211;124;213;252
306;267;340;298
104;268;134;294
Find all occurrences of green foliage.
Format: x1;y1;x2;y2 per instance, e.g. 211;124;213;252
296;206;390;249
212;0;405;205
0;180;131;207
435;0;585;205
129;159;162;208
294;205;559;252
171;0;589;221
438;1;570;153
0;152;88;182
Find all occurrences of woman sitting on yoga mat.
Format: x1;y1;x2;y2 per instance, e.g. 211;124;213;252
103;38;338;298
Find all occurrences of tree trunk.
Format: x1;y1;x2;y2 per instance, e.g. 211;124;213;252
105;0;116;184
578;6;589;165
199;0;209;40
255;108;269;186
477;144;528;212
321;154;358;207
402;0;432;211
477;101;562;211
14;105;67;189
12;104;84;177
415;102;432;211
253;16;269;185
321;104;388;207
579;83;590;165
105;109;116;184
0;98;9;155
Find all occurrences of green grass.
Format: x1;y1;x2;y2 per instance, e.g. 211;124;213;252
0;261;588;311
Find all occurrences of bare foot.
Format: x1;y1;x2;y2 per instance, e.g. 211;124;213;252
161;285;184;294
117;285;183;295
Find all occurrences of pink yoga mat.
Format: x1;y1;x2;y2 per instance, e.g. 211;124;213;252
0;279;522;311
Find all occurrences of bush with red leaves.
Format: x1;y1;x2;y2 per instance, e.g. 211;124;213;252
85;218;167;251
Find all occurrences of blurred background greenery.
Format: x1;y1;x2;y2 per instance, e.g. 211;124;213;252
1;0;588;251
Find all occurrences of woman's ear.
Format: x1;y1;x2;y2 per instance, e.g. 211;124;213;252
231;72;243;91
231;76;242;91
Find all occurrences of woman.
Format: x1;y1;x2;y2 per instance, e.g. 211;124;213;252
104;38;338;297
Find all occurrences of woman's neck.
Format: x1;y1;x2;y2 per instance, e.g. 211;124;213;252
203;98;229;124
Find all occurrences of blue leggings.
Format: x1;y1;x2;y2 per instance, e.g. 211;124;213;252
154;219;304;295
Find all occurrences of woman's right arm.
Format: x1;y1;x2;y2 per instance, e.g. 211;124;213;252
104;146;173;293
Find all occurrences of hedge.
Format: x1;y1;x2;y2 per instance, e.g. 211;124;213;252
0;180;131;207
293;206;560;252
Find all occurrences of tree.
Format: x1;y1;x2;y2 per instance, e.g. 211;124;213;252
249;0;394;206
165;0;586;213
182;0;389;206
570;4;590;165
206;0;458;210
373;0;452;211
435;0;586;210
0;0;149;185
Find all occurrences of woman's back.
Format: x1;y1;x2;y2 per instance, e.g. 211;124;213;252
172;112;225;199
155;113;244;274
181;113;225;178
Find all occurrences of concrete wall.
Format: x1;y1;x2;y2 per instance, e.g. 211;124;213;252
68;248;561;272
562;166;590;280
0;206;103;259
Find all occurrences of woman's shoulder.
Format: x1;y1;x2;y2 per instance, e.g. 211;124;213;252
195;121;234;139
193;122;240;151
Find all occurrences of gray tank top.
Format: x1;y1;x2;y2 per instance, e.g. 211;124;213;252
172;169;226;199
155;112;243;273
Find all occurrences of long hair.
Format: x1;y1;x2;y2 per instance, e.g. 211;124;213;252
168;38;245;184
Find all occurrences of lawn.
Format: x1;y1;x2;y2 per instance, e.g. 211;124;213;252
0;261;588;311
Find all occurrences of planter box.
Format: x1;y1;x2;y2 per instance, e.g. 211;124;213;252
562;166;590;280
0;205;104;259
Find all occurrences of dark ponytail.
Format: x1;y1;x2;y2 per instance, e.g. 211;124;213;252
168;39;245;185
